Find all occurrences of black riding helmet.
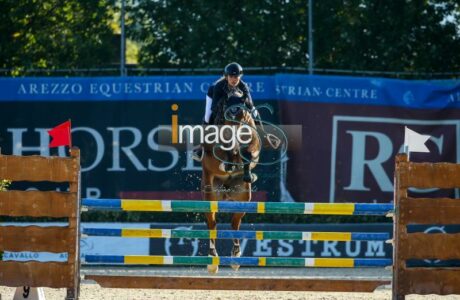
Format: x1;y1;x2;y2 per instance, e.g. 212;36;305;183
224;62;243;76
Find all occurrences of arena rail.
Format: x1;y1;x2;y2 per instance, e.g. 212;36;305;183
0;148;81;300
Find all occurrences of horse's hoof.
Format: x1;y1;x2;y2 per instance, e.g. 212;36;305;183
207;264;219;274
231;248;241;271
231;264;240;271
219;163;226;172
208;252;219;274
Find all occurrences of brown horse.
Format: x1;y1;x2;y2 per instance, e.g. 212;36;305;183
201;96;260;273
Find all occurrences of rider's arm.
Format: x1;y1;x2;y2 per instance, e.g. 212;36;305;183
211;81;224;114
240;81;259;119
239;81;253;109
204;85;214;123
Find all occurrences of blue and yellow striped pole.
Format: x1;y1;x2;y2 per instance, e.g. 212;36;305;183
82;228;390;242
84;255;392;268
82;199;393;215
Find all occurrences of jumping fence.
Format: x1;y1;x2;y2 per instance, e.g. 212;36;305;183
0;149;459;300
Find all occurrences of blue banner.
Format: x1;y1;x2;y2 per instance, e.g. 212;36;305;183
0;76;271;101
1;75;459;109
1;74;460;203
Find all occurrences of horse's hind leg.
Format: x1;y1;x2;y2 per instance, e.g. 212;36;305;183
202;172;219;274
205;211;219;273
230;212;245;271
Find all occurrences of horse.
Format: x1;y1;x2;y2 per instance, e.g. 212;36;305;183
201;95;261;274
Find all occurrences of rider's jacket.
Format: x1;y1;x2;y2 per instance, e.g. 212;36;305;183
209;77;254;124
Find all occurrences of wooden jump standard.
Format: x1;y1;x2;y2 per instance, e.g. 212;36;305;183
0;148;81;300
393;153;460;299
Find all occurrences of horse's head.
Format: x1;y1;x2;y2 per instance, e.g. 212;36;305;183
224;95;247;122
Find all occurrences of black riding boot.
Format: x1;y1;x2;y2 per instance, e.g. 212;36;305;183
242;148;257;183
192;120;209;162
243;163;252;183
192;147;204;162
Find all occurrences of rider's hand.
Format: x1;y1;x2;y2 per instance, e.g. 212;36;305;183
243;97;253;110
250;107;259;119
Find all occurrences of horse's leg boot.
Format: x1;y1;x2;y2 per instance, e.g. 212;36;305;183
207;243;219;274
231;244;241;271
243;164;252;183
225;150;234;172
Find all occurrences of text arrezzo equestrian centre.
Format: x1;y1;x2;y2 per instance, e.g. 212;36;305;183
1;75;460;300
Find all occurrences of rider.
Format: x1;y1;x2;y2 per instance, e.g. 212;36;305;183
210;62;256;124
193;62;257;162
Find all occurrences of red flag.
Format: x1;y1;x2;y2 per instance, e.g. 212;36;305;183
48;120;72;148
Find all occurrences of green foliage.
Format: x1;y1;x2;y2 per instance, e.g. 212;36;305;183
128;0;309;68
128;0;460;73
0;0;117;75
2;1;459;74
315;0;460;73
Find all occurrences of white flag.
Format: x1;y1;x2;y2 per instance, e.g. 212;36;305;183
404;126;431;153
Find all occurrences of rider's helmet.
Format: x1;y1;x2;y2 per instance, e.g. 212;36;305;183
224;62;243;76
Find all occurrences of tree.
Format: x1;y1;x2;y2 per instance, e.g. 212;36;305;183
315;0;460;73
0;0;117;75
129;0;460;74
128;0;309;69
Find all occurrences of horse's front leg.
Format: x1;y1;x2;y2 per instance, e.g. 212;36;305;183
230;212;245;271
202;172;219;274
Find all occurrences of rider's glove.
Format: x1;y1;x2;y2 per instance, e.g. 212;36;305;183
250;107;259;119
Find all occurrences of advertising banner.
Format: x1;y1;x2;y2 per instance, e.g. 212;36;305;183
1;75;459;203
